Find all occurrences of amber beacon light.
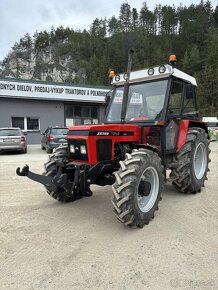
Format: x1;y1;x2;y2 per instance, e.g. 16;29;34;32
169;54;177;65
108;69;115;79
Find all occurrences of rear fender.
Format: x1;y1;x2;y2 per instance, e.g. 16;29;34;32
176;120;208;152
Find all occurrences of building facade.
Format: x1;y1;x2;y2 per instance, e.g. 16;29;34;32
0;78;110;144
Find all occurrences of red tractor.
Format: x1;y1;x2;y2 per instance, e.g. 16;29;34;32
17;51;210;228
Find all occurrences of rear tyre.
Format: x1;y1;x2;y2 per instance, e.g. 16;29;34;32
171;127;210;193
22;147;27;153
111;148;164;228
44;146;82;202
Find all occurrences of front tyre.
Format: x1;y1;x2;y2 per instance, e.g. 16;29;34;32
171;127;210;193
44;145;82;202
111;148;164;228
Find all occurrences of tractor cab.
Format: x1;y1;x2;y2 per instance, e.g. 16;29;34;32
107;62;198;124
105;58;200;154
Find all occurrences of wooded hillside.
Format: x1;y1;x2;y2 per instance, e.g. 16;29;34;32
1;1;218;116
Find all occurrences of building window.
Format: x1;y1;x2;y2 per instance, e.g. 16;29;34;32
27;117;39;130
11;117;40;131
65;104;99;126
11;117;24;130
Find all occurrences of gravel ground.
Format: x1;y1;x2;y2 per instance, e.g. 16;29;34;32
0;143;218;290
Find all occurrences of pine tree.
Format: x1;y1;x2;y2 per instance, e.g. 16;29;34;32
119;3;132;32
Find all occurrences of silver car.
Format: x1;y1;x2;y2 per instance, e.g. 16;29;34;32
0;128;27;153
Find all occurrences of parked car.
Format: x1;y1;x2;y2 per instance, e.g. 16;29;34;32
41;126;68;153
0;127;27;153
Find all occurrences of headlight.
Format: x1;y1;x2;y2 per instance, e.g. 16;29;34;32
70;144;75;153
80;145;86;154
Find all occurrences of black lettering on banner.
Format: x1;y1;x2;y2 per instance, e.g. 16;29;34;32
90;90;107;96
17;84;32;92
0;82;108;98
0;83;16;90
34;86;64;93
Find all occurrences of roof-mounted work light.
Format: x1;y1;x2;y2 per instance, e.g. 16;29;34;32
148;67;154;75
158;65;166;73
115;74;120;81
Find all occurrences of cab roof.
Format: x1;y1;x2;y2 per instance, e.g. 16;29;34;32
112;64;197;86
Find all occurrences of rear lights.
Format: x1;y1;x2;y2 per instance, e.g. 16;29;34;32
47;135;54;141
21;136;26;142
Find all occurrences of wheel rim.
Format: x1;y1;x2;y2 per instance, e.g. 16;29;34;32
193;142;207;180
137;166;159;213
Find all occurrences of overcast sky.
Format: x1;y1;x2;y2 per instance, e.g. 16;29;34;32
0;0;217;61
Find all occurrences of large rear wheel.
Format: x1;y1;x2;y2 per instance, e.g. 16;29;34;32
111;148;164;228
170;127;210;193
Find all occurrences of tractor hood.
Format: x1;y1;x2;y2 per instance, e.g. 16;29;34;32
67;124;141;164
67;124;141;138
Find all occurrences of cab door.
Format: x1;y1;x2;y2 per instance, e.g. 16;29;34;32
164;80;185;153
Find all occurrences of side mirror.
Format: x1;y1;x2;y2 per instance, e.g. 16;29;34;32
105;91;112;104
105;90;113;109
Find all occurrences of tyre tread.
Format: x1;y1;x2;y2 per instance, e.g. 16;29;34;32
171;127;210;193
111;148;164;228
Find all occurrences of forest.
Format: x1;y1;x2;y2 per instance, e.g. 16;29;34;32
2;0;218;116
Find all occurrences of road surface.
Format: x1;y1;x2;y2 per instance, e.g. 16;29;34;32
0;143;217;289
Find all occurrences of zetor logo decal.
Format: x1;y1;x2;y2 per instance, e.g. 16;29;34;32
94;131;134;136
97;132;110;135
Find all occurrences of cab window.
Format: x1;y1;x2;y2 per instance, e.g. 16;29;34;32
168;81;184;115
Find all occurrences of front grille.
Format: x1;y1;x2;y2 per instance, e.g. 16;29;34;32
68;140;88;161
96;139;112;161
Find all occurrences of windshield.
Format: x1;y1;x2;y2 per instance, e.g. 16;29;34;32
106;80;168;122
51;128;68;135
0;129;21;136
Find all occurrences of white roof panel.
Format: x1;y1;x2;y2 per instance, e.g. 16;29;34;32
112;64;197;86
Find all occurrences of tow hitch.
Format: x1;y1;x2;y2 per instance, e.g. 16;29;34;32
16;163;93;197
16;165;69;192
